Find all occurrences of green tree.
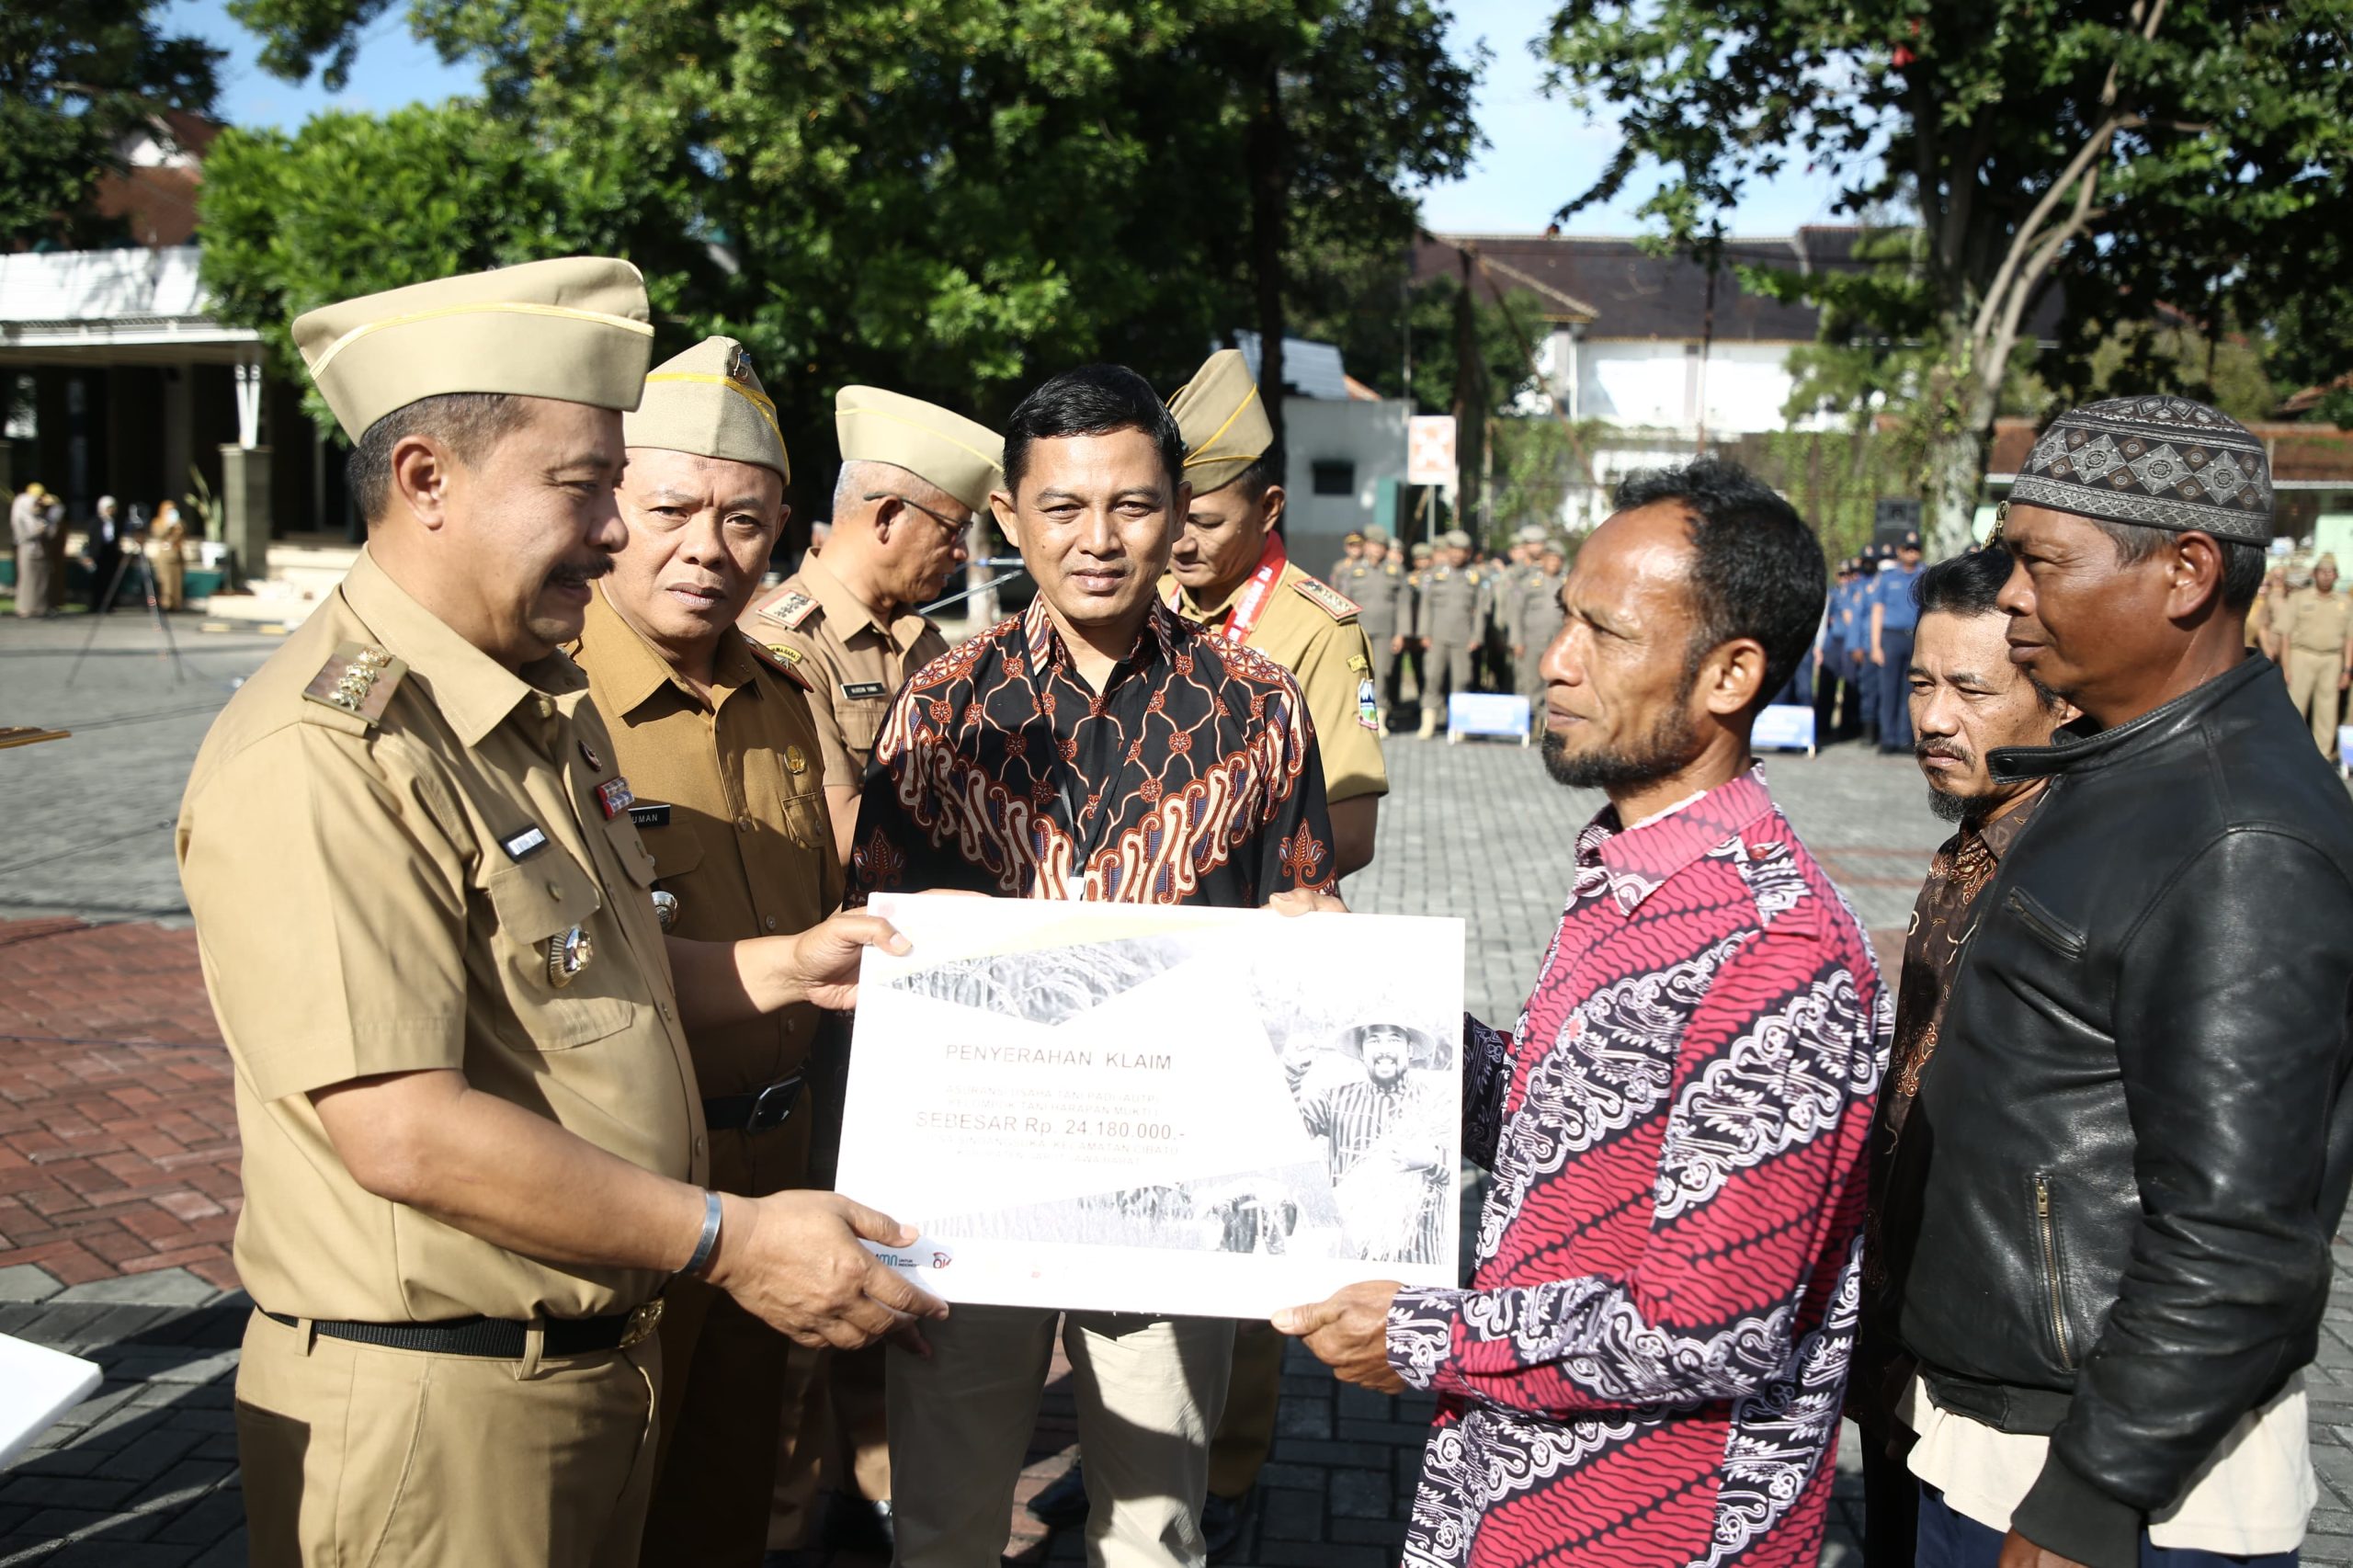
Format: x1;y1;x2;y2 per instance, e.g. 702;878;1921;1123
2;0;222;247
1544;0;2353;554
204;0;1479;474
199;104;614;432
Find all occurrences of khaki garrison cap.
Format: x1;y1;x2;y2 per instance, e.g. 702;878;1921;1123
1169;349;1272;497
835;387;1003;515
292;257;654;442
626;336;789;482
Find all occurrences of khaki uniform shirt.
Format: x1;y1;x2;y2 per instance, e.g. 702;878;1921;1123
567;590;842;1099
2280;585;2353;654
1334;558;1408;642
745;551;949;791
1417;564;1485;646
177;549;703;1324
1164;560;1389;805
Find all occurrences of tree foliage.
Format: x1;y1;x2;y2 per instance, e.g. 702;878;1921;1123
201;0;1478;477
1;0;222;247
1543;0;2353;551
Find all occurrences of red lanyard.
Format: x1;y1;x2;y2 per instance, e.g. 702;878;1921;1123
1213;533;1288;644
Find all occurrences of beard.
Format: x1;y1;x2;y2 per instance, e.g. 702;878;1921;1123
1540;700;1703;791
1917;740;1985;823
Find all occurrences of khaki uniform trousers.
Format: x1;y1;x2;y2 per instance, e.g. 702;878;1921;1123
1204;1321;1285;1499
888;1306;1233;1568
2287;647;2346;758
13;546;49;617
1419;641;1476;715
643;1111;823;1564
153;546;186;609
236;1306;661;1568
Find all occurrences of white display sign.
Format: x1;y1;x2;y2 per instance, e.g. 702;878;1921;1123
837;894;1466;1319
1406;415;1459;487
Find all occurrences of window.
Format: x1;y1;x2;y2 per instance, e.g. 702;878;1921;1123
1310;460;1355;496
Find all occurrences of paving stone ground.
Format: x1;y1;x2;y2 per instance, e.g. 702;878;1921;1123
2;611;2348;1566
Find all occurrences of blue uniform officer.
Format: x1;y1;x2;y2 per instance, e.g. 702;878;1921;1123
1870;530;1927;753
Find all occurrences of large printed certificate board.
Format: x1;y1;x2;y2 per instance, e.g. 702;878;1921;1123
837;894;1466;1320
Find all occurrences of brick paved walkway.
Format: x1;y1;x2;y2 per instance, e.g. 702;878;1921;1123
2;606;2348;1567
0;921;238;1293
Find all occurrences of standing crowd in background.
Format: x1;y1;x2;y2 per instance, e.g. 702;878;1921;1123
5;483;198;617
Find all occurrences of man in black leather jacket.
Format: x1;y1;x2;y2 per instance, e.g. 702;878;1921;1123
1883;396;2353;1568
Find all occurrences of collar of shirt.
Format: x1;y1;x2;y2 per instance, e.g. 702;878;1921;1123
1576;765;1778;917
798;546;926;650
1967;785;2042;866
338;546;585;747
575;585;758;719
1018;596;1179;689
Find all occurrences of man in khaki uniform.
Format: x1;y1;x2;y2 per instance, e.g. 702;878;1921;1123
1333;528;1408;726
744;386;1001;868
743;385;1001;1557
1327;528;1363;581
1512;538;1568;710
1163;348;1387;880
178;259;943;1568
2279;552;2353;756
1415;530;1485;736
564;335;846;1564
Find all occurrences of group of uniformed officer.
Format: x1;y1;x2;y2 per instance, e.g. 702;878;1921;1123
183;254;1589;1568
1814;532;1927;751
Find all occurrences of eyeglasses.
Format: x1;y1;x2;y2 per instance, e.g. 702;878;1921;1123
867;492;973;545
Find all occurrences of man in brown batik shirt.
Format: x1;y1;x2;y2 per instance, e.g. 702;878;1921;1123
1853;543;2071;1568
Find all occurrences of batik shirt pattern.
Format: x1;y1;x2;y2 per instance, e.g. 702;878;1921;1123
848;598;1335;905
1387;768;1891;1568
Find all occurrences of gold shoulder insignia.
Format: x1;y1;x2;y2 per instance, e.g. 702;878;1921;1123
299;641;406;729
760;590;821;631
748;640;814;691
1290;575;1360;622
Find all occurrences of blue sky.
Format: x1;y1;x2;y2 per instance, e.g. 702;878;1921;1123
167;0;1854;237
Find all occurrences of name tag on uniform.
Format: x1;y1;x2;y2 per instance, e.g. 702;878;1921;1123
840;680;889;701
597;777;636;820
500;825;549;861
629;803;672;830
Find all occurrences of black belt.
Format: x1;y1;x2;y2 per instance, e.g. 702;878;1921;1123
703;1072;804;1133
259;1301;663;1358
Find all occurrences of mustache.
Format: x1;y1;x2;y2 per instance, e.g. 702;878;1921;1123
1915;740;1973;767
546;559;614;590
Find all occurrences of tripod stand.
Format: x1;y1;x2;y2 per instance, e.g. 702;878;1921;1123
67;544;186;686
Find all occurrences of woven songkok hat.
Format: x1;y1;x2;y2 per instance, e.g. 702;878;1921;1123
292;257;654;442
1169;349;1273;497
2011;395;2272;542
835;387;1003;515
627;336;788;482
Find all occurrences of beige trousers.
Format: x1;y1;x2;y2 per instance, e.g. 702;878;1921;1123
2286;647;2345;757
236;1307;661;1568
888;1306;1233;1568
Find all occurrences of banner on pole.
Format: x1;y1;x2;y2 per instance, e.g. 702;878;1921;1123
1406;416;1458;487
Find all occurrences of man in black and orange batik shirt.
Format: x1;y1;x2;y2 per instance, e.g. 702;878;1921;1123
850;363;1338;1568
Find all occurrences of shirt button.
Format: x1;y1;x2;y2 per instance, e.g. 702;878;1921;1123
736;815;754;833
763;915;777;931
692;1135;705;1156
545;880;563;899
658;1001;675;1020
535;696;555;720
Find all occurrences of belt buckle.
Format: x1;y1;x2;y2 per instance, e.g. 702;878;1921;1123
620;1299;664;1349
746;1075;803;1133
